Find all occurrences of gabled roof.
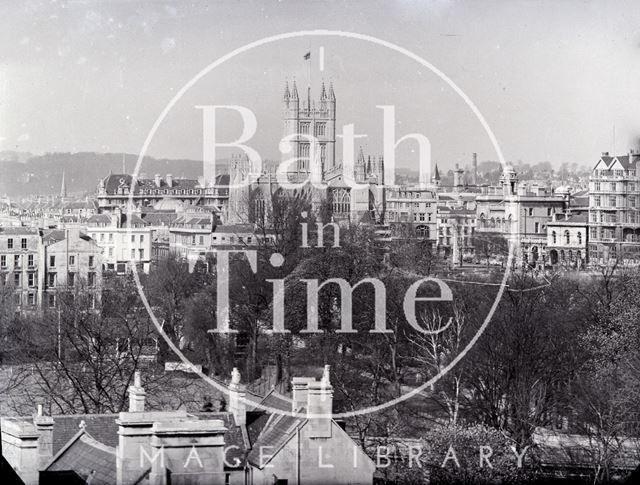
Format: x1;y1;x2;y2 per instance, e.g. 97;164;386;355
246;413;306;468
593;153;639;171
44;430;116;485
50;414;120;453
258;389;292;413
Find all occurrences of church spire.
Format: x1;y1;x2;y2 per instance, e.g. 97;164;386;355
329;81;335;101
320;81;327;100
60;170;67;198
291;80;299;100
283;80;291;101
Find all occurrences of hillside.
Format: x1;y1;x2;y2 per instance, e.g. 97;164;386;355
0;152;211;198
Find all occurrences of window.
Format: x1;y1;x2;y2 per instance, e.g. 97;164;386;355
609;197;616;207
48;294;56;308
21;238;27;249
565;230;570;244
108;247;113;257
49;255;56;267
199;235;204;245
140;235;144;243
577;232;582;245
88;256;94;267
611;182;616;191
100;233;105;241
68;273;75;286
131;249;136;259
69;255;75;265
88;272;95;287
27;293;35;306
299;122;310;135
7;238;13;249
594;182;601;191
131;234;135;243
552;231;557;244
109;233;113;242
27;254;34;267
535;222;540;233
547;208;552;216
0;255;6;268
528;208;534;216
14;273;20;286
594;196;601;206
14;255;20;267
48;273;56;286
28;273;35;287
139;249;144;260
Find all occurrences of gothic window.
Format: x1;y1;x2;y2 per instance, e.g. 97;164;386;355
564;230;570;244
299;122;310;135
577;232;582;245
315;123;326;136
552;231;557;244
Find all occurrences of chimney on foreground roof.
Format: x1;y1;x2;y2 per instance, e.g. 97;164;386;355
307;365;333;439
128;371;146;412
1;418;39;485
292;377;315;414
228;368;246;426
33;404;54;471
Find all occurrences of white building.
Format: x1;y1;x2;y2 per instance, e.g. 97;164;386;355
86;209;153;274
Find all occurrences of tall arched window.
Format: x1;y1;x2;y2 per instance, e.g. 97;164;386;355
577;232;582;245
564;230;570;244
552;231;556;244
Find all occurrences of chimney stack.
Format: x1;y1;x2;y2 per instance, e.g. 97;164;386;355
291;377;315;414
33;404;54;471
165;174;173;188
1;418;40;485
228;368;246;426
306;365;333;439
154;174;162;188
128;371;146;412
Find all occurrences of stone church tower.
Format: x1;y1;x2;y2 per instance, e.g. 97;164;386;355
282;80;336;178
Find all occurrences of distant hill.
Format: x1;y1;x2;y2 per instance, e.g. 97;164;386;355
0;152;215;198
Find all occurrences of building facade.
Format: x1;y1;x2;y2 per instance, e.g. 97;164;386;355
87;209;153;273
588;151;640;265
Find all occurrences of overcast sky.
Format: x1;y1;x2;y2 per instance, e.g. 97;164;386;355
1;0;640;171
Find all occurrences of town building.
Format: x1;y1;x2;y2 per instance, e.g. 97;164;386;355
0;227;44;310
97;172;230;221
1;368;376;485
86;209;153;274
225;82;386;227
385;186;437;241
588;150;640;265
546;212;588;268
476;165;569;268
41;228;103;310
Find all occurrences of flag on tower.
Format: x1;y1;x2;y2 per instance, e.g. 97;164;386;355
303;51;311;60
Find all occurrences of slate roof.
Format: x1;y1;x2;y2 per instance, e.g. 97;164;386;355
258;390;292;413
101;174;202;195
50;414;119;454
0;227;39;236
45;431;117;485
42;229;93;245
246;414;306;468
141;212;179;226
596;154;640;171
